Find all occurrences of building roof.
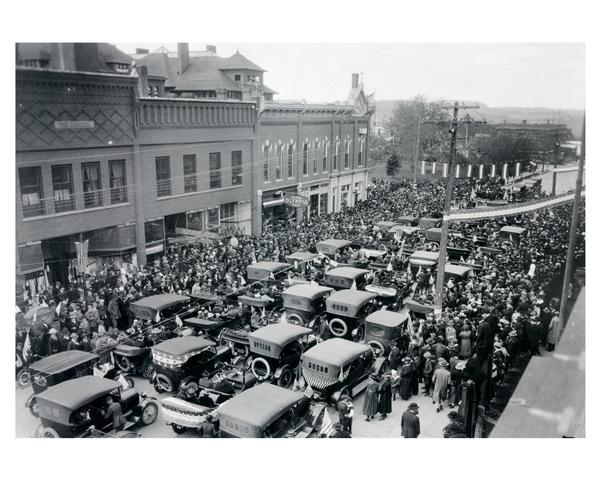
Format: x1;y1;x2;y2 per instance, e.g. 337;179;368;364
37;376;120;412
98;43;134;65
302;338;371;366
16;43;52;61
219;51;266;72
217;383;303;429
135;51;176;86
176;56;241;91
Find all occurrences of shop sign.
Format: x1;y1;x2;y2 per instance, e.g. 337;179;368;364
284;193;309;207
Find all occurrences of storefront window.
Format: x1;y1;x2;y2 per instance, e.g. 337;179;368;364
109;160;127;204
207;208;220;231
144;219;165;243
319;192;328;215
187;211;203;231
341;184;350;209
82;162;103;208
52;164;75;212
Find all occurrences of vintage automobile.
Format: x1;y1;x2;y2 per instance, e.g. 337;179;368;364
238;293;282;326
447;246;472;262
498;225;528;245
425;227;442;244
404;298;436;321
409;250;439;273
246;261;290;284
364;310;410;356
389;224;419;239
151;336;232;394
281;284;332;329
325;289;377;341
375;221;399;233
131;293;193;323
315;239;352;258
33;376;159;438
418;216;442;229
161;363;257;434
216;383;314;438
301;338;386;403
324;266;371;290
285;251;319;267
246;323;315;388
396;214;419;226
25;350;100;417
365;284;404;311
443;263;472;283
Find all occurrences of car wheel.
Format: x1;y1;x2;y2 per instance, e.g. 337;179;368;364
153;374;174;394
124;375;135;389
354;325;365;342
171;424;187;435
140;401;159;426
277;367;294;389
115;355;133;372
251;357;271;381
329;318;348;337
29;398;39;417
142;362;154;380
40;427;60;438
17;369;31;388
367;340;385;357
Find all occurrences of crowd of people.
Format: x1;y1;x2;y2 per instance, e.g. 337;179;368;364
16;174;584;438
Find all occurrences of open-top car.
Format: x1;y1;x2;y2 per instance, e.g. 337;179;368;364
34;376;159;438
365;283;404;311
216;383;315;438
25;350;99;417
151;336;232;394
325;289;377;341
404;298;436;321
375;221;399;233
246;261;289;284
364;310;410;356
246;323;316;388
301;338;386;403
161;363;257;435
285;251;319;267
324;266;370;290
316;239;352;258
282;284;332;329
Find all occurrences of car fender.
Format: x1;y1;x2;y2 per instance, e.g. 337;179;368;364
25;393;36;408
273;364;290;380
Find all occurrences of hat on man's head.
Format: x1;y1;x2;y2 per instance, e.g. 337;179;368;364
408;403;419;411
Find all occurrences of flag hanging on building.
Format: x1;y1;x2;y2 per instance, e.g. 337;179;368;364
490;164;496;177
75;239;89;275
467;164;473;177
22;328;32;363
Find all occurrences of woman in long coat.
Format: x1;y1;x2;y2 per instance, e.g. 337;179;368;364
398;357;415;400
362;376;379;421
458;324;472;359
377;374;393;420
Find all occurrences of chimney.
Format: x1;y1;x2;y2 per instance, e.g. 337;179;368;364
136;65;149;97
352;73;359;89
206;45;217;54
177;43;190;73
136;48;149;55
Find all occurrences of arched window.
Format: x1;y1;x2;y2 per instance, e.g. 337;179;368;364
344;136;351;169
322;138;329;172
276;142;283;181
287;141;295;178
302;140;309;176
263;142;271;182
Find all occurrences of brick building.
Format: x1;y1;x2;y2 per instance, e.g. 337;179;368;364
495;120;573;151
16;43;374;296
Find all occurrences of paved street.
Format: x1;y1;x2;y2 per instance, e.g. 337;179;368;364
15;375;449;438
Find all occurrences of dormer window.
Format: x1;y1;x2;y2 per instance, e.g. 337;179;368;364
18;58;49;68
112;63;130;73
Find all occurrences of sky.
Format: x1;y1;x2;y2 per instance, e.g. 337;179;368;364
117;43;585;110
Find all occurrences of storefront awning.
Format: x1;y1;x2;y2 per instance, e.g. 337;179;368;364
17;243;44;275
88;224;137;254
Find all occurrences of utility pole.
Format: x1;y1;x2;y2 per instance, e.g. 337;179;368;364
434;102;479;314
558;115;585;338
413;119;422;184
552;135;560;195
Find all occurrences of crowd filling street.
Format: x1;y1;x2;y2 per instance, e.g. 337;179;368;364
15;174;585;438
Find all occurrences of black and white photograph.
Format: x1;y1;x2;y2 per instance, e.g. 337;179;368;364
4;1;598;479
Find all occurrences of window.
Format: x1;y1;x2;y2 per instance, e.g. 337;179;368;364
19;166;44;217
322;141;328;172
332;187;338;213
207;208;220;231
82;162;103;208
313;141;318;174
344;139;350;169
51;164;74;212
231;151;243;186
144;219;165;243
302;142;309;175
187;211;203;231
183;154;197;193
221;202;236;221
341;184;350;208
209;153;221;189
109;160;127;204
358;137;364;166
276;144;283;181
287;143;294;177
155;156;171;197
263;145;271;182
319;193;328;216
153;86;159;97
234;74;241;82
333;140;340;170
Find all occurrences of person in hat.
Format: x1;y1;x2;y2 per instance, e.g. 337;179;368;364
331;422;351;438
362;375;379;421
377;372;393;420
47;328;60;355
401;403;420;438
66;332;81;351
422;351;435;396
103;395;127;432
399;357;415;400
546;312;560;352
443;411;466;438
336;395;354;434
432;358;451;412
388;341;402;371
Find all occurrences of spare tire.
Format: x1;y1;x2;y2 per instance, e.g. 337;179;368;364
329;318;348;337
367;340;385;357
251;357;271;381
114;355;133;372
287;313;304;325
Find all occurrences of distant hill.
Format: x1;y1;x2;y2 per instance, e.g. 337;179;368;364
375;100;584;139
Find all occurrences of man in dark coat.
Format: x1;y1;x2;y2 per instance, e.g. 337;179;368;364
401;403;420;438
103;395;126;431
362;376;379;421
336;396;354;434
476;315;498;363
388;342;402;371
377;373;393;420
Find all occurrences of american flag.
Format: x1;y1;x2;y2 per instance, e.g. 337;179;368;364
22;328;32;363
318;408;335;437
75;239;89;275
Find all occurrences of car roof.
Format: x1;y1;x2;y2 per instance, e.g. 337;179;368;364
302;338;370;365
153;336;215;356
410;250;440;262
36;376;120;411
286;251;318;261
248;323;312;346
366;310;409;328
445;264;472;276
132;293;190;309
317;239;352;248
377;221;397;227
326;289;377;307
217;383;304;428
248;261;289;271
29;350;99;375
326;266;370;279
500;226;527;234
282;284;333;299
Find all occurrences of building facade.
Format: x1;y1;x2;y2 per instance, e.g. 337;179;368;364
16;43;374;296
